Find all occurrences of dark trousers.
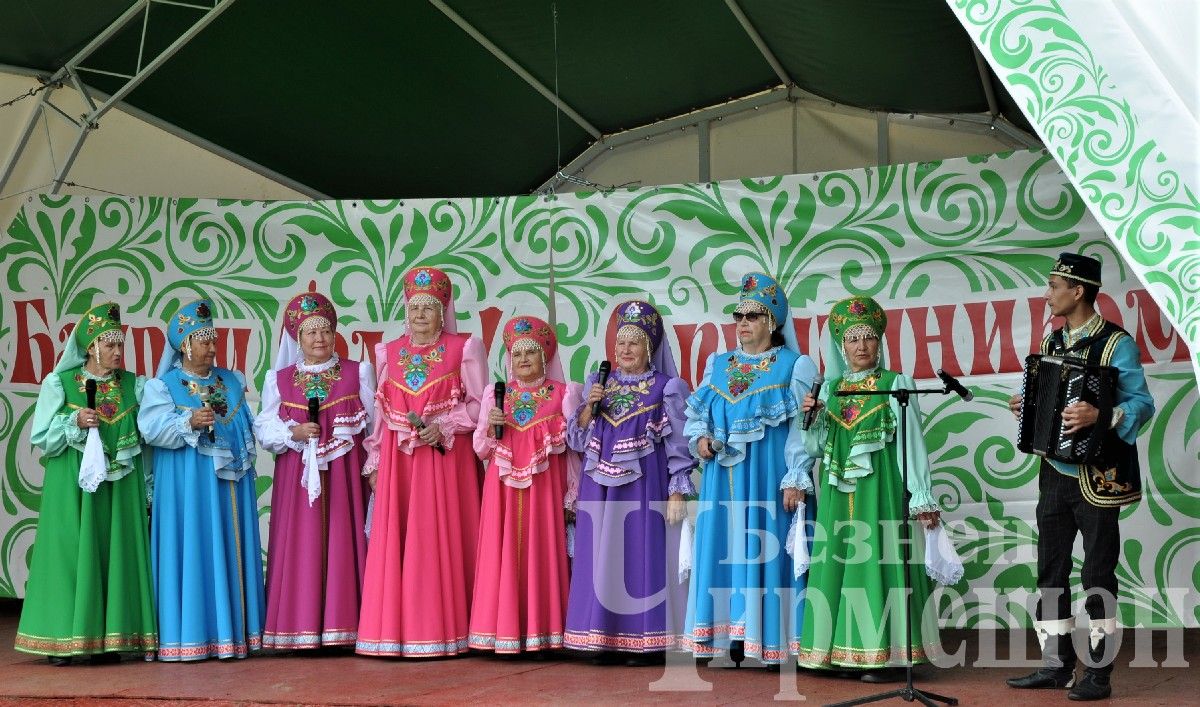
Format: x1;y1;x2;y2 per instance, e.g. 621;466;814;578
1035;460;1121;622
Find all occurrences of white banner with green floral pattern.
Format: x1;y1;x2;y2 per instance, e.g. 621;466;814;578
947;0;1200;385
2;149;1196;627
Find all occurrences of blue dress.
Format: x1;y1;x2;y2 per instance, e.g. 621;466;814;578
138;364;265;661
682;346;817;664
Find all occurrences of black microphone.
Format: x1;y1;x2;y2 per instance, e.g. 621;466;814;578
592;360;612;417
493;382;506;441
802;375;824;430
937;369;974;402
85;379;97;419
406;411;446;455
307;396;320;426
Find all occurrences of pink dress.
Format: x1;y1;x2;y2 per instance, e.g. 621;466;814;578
468;379;581;653
355;332;486;657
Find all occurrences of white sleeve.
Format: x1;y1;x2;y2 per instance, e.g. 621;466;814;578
252;370;303;454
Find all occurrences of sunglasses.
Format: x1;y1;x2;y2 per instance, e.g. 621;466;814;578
732;312;764;322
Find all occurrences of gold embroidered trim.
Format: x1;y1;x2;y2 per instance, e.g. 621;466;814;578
66;402;138;425
706;381;788;404
281;393;361;411
600;402;661;426
388;370;456;395
828;402;888;431
508;412;564;433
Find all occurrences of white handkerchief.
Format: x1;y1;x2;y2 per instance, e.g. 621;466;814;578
78;427;106;493
924;525;965;586
301;437;321;505
677;517;694;583
785;503;809;579
364;492;374;540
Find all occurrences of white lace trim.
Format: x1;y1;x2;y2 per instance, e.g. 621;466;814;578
511;375;547;389
612;367;655;383
842;366;881;383
734;345;782;361
175;361;216;380
79;367;115;382
297;353;340;374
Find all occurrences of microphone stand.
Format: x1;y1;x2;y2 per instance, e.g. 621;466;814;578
826;381;957;707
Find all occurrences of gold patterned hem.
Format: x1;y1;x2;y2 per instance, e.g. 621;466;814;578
796;644;929;669
15;631;158;656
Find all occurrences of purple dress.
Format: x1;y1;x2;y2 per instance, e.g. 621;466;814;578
563;368;695;653
253;356;373;648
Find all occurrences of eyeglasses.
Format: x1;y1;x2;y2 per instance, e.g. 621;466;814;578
732;312;764;322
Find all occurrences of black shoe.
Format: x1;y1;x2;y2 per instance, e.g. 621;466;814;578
1006;667;1076;689
728;641;745;668
624;652;665;667
1068;629;1114;700
47;656;72;666
1068;671;1111;701
1009;622;1077;689
861;667;906;683
588;651;622;666
88;652;121;665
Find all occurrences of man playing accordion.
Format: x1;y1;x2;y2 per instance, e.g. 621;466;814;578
1006;252;1155;701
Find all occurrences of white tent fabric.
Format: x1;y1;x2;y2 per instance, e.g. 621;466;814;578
949;0;1200;384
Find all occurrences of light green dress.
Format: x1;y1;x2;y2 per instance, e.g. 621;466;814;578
14;367;158;657
796;367;940;669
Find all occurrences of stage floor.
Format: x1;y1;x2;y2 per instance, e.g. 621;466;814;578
0;603;1194;705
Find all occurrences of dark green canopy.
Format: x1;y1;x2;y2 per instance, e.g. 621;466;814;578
0;0;1031;198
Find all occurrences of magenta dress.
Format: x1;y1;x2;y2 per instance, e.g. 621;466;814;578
254;356;373;648
468;378;581;653
355;332;486;657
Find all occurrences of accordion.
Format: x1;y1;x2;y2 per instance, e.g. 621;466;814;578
1017;354;1118;464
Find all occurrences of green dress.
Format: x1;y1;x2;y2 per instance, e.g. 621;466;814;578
796;368;940;669
14;367;158;657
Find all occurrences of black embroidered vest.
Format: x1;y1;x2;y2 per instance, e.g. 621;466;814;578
1040;319;1141;507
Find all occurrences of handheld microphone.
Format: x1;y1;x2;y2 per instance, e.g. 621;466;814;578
198;389;215;442
85;378;97;411
307;397;320;435
493;382;506;441
937;369;974;402
592;360;612;417
406;410;446;455
801;375;824;431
